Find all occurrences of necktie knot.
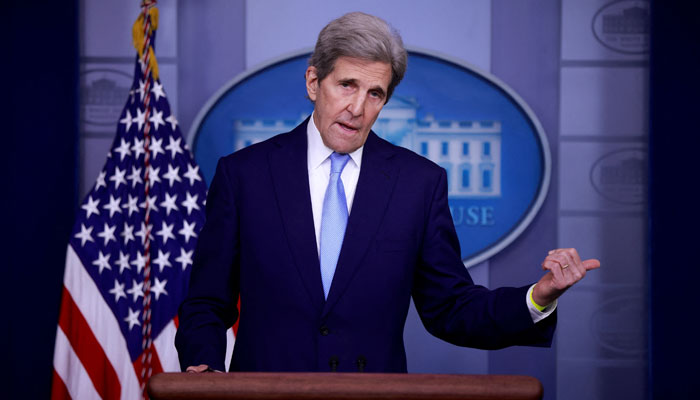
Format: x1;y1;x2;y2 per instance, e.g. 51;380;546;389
330;152;350;174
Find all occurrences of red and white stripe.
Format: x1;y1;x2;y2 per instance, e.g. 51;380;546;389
51;244;237;398
51;245;181;399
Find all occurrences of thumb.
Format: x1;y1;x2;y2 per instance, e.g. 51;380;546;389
583;259;601;270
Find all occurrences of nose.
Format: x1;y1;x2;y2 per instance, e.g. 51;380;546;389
346;92;365;117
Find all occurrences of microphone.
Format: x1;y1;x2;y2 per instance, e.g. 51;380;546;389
356;355;366;372
329;356;339;372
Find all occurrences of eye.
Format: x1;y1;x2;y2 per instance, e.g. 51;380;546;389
369;90;384;100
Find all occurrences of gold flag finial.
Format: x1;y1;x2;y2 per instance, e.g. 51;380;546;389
132;2;160;80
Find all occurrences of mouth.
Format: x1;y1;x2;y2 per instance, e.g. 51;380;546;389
336;121;360;133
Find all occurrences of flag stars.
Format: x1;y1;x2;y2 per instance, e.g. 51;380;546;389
156;221;176;244
103;195;122;218
182;192;201;215
135;222;153;244
151;80;166;101
132;137;145;160
149;108;165;131
145;165;161;189
165;113;178;131
124;307;141;330
108;279;126;302
97;223;117;246
122;194;140;217
74;224;94;246
121;222;135;245
64;44;210;351
95;171;107;190
160;193;179;216
92;251;112;274
135;107;147;132
146;165;162;189
138;79;147;101
150;137;165;160
153;249;172;273
175;248;193;270
151;277;168;300
183;164;202;186
165;137;183;159
178;220;197;243
82;196;100;218
131;252;146;274
127;166;143;188
116;250;131;274
120;109;134;132
127;279;144;302
163;164;182;187
109;167;126;189
140;194;159;213
64;43;210;351
114;138;132;161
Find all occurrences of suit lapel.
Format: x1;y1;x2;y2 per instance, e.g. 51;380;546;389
268;120;326;313
322;132;398;317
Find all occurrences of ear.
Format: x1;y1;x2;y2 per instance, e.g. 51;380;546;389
305;66;319;101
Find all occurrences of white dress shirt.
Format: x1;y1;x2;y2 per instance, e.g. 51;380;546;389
305;113;555;322
307;114;363;255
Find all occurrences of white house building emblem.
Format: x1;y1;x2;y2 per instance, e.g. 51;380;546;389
190;50;550;268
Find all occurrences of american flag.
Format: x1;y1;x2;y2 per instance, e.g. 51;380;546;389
52;3;209;398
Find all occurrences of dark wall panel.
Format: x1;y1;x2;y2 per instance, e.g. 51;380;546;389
649;1;700;398
1;1;79;398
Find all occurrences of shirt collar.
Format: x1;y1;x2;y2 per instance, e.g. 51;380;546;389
307;111;364;170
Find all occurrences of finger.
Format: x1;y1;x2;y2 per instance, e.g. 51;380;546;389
548;248;567;256
559;251;576;271
552;249;588;282
542;259;566;284
583;259;601;270
545;252;582;286
186;364;210;373
546;253;571;271
549;249;575;269
561;249;585;282
565;248;583;267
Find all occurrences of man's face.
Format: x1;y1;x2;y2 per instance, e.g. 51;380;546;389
305;56;392;154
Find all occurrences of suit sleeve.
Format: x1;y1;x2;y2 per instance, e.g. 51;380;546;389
412;168;556;350
175;158;240;371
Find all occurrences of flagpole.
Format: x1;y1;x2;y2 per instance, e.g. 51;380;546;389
136;0;158;397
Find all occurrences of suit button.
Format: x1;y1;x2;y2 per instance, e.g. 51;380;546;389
320;326;330;336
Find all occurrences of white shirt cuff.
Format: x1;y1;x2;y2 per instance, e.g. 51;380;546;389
526;284;557;323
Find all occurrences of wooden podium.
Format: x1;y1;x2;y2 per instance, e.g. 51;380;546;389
147;372;543;400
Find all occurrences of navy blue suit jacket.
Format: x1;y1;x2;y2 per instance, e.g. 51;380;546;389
175;119;555;373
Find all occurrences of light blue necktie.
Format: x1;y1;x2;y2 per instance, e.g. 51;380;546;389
320;152;351;299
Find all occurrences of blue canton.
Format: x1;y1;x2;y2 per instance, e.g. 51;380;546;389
70;58;207;361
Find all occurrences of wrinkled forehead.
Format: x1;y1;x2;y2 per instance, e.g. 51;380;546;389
327;57;392;89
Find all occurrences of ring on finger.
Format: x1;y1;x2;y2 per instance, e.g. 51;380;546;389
561;263;570;269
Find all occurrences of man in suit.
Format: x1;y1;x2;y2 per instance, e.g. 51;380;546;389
175;11;600;373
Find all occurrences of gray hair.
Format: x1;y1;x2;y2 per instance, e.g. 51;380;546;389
308;12;407;102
